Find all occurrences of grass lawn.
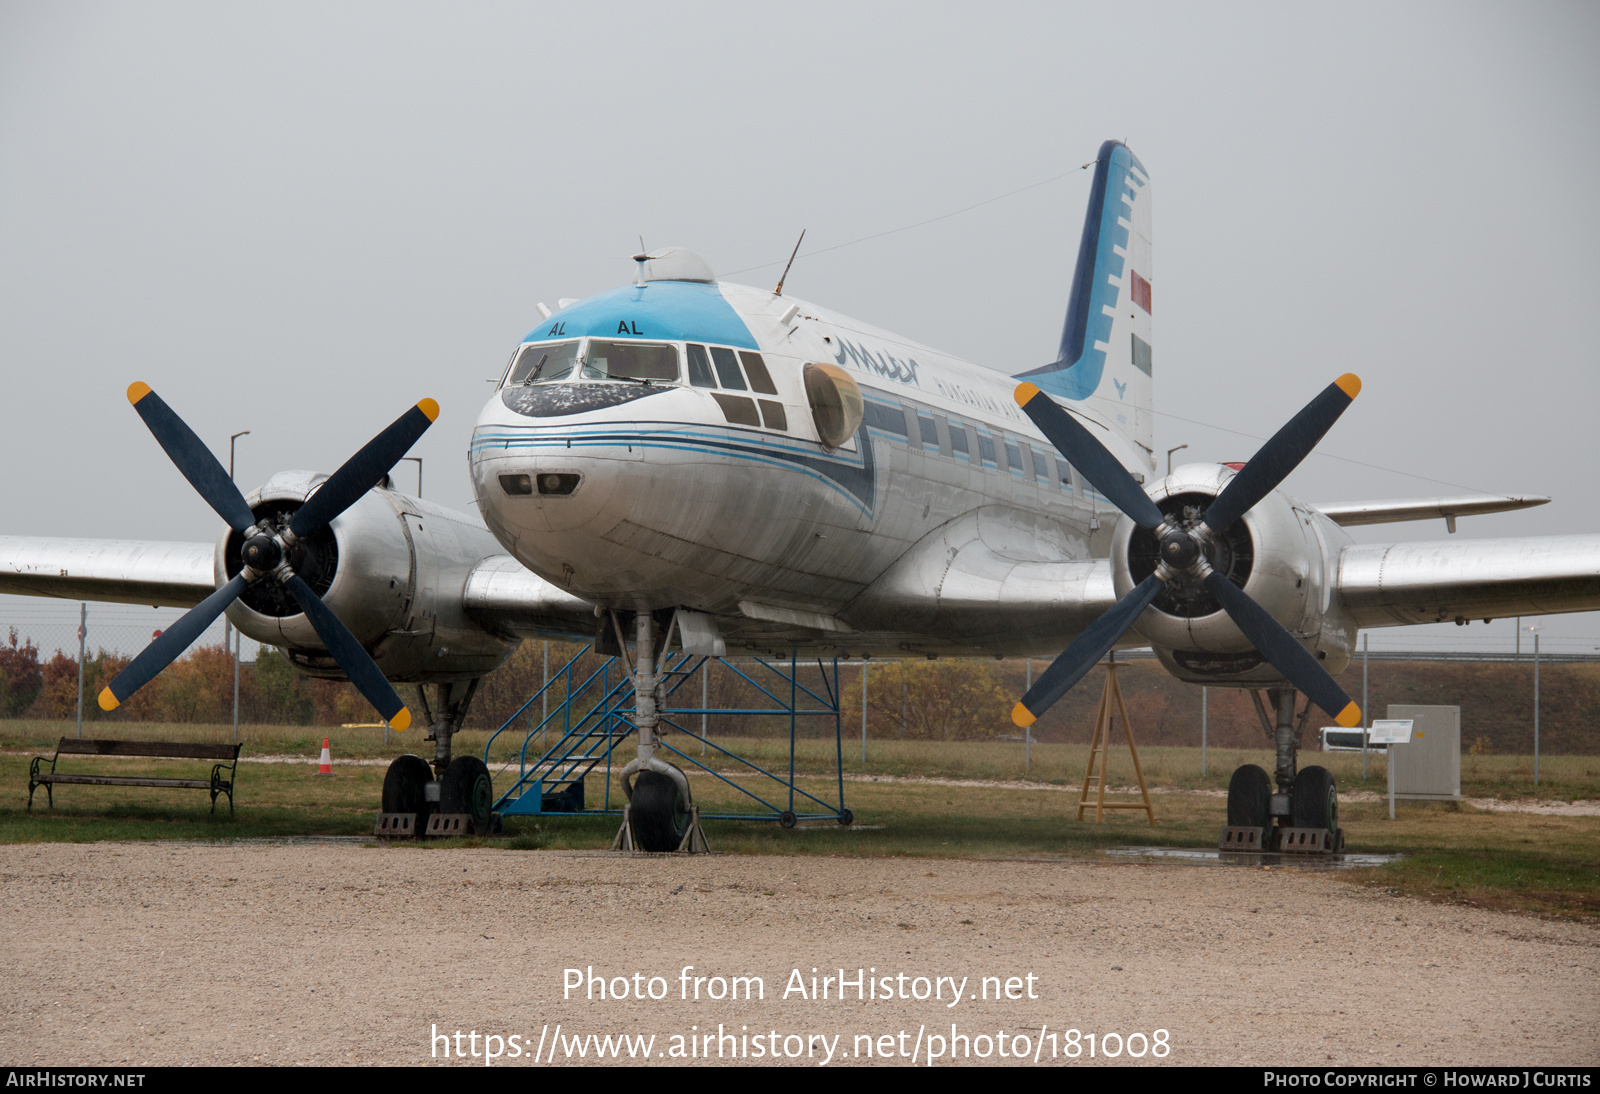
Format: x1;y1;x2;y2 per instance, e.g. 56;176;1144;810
2;720;1596;922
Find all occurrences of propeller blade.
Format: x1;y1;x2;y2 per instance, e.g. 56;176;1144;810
1015;383;1164;531
1012;573;1165;728
1202;571;1361;726
283;574;411;730
126;382;256;534
99;573;250;710
1203;374;1361;534
289;399;439;540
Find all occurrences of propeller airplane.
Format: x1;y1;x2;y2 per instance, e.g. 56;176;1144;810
4;140;1597;850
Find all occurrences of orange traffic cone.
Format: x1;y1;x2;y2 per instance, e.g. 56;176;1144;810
314;736;334;777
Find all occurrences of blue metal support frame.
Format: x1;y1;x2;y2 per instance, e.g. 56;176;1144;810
483;646;848;824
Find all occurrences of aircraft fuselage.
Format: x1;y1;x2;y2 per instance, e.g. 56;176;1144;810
471;273;1161;649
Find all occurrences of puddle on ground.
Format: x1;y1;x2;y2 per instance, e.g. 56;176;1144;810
1104;846;1401;870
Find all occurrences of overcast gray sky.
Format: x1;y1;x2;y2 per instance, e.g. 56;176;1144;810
2;0;1596;653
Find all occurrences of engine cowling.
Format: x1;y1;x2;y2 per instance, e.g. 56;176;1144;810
1108;463;1357;686
217;471;516;682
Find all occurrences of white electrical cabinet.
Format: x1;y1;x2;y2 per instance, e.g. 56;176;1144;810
1386;704;1461;801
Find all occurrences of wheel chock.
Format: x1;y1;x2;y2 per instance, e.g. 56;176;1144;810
1218;825;1265;852
374;812;419;839
1277;826;1339;854
426;813;477;838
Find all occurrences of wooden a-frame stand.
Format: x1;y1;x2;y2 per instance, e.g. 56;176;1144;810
1077;654;1156;824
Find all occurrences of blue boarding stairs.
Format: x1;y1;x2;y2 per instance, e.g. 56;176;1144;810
483;645;852;825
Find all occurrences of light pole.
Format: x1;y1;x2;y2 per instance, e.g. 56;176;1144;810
228;431;249;742
401;456;423;498
1526;622;1542;787
1025;658;1032;771
1166;444;1188;476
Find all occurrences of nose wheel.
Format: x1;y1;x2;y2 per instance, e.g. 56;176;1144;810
629;770;690;851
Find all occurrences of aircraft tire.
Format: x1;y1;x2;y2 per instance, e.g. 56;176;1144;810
1226;764;1272;828
382;754;435;827
630;771;689;852
1291;765;1337;832
440;756;494;830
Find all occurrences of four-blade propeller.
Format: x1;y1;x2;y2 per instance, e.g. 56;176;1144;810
1011;375;1364;730
98;383;439;730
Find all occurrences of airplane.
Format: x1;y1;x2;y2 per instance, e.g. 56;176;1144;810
4;140;1597;852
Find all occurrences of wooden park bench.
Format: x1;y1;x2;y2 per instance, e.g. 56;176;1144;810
29;738;241;815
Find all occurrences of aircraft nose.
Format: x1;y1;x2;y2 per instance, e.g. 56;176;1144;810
477;445;634;534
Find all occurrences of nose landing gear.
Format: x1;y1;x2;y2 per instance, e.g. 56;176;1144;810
610;610;711;854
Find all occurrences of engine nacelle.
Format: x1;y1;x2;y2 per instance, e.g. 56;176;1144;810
1109;463;1357;686
217;471;516;682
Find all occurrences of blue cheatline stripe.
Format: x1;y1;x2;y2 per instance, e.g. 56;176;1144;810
471;420;877;515
524;281;759;350
1017;139;1148;402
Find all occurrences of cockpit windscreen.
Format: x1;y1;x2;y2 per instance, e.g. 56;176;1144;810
507;340;581;385
582;341;680;383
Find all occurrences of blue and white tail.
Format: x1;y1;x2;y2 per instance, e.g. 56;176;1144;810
1017;140;1153;458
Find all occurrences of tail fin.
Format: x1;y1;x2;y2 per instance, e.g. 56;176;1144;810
1018;140;1153;458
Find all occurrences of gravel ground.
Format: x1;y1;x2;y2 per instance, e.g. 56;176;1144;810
1;842;1595;1067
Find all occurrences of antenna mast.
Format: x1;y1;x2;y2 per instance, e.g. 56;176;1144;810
772;229;806;296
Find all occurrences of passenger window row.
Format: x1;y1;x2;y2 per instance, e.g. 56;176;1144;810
859;397;1074;491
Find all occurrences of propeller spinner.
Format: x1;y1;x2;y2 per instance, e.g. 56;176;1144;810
1011;375;1364;730
97;383;439;731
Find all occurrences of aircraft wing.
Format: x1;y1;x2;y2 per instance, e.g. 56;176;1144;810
0;533;599;637
1337;533;1600;627
0;535;215;608
1313;493;1549;530
844;507;1120;654
461;554;599;640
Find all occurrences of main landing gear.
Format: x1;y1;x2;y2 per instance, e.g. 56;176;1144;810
1220;686;1343;854
377;678;495;838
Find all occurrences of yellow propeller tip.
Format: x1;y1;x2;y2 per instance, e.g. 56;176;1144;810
98;687;120;712
1014;382;1042;406
1011;702;1037;729
1336;702;1362;728
416;398;440;422
126;381;153;405
388;708;411;732
1334;373;1361;399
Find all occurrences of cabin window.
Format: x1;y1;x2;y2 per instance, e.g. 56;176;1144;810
948;422;970;458
1005;443;1026;477
686;344;717;388
862;401;908;436
507;340;580;386
977;433;996;467
1031;447;1052;483
582;341;679;382
740;351;779;395
917;414;939;449
710;347;746;390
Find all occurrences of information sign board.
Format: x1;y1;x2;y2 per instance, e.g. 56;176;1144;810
1367;719;1414;745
